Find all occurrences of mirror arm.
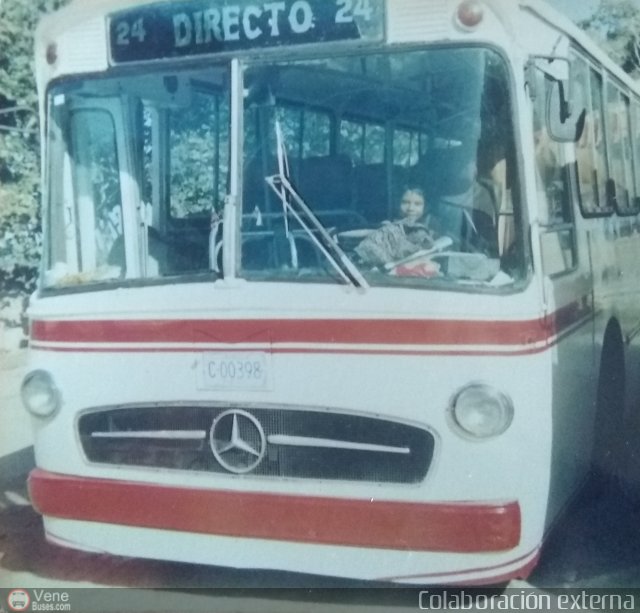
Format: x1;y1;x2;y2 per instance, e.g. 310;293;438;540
525;59;538;101
558;82;570;122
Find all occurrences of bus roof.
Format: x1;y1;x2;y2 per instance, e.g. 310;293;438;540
34;0;640;97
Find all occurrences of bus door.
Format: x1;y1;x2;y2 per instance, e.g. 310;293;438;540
56;97;141;283
530;59;596;517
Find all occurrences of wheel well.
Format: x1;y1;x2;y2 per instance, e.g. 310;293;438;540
592;318;626;478
598;319;625;404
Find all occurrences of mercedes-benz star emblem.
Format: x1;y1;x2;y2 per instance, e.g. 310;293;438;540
209;409;266;474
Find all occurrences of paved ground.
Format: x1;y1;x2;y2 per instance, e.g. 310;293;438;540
530;483;640;588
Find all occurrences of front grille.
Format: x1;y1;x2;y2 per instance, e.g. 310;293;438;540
78;405;435;484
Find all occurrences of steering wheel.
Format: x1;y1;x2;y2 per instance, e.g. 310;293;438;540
384;235;453;271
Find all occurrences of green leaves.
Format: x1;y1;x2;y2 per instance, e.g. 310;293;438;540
0;0;68;295
579;0;640;77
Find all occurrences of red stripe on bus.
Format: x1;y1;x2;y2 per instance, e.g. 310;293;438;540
31;317;545;345
30;299;590;348
29;469;521;553
27;345;550;356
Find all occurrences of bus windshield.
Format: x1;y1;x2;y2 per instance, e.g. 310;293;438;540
242;47;523;289
42;46;525;292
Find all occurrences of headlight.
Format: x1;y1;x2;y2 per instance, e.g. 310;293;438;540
449;383;513;440
21;370;60;418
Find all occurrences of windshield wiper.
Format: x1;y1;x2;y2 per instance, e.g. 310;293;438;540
265;120;369;289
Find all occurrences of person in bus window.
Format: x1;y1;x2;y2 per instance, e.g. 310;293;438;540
435;154;499;257
398;186;428;223
354;186;438;268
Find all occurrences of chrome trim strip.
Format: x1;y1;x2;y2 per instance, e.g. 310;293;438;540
91;430;207;440
267;434;410;455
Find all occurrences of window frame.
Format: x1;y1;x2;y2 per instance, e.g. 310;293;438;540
532;67;579;278
570;52;615;219
604;79;640;216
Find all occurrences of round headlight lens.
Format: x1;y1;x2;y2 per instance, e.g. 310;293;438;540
450;383;513;439
21;370;60;418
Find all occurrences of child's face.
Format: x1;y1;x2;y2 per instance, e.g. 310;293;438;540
400;190;425;221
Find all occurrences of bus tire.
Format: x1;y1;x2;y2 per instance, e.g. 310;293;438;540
590;321;626;498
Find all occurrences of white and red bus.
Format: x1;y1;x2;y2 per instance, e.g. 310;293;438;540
23;0;640;584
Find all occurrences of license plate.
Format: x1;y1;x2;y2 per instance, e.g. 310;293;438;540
200;352;271;391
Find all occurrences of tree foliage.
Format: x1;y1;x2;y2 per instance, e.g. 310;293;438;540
579;0;640;78
0;0;68;296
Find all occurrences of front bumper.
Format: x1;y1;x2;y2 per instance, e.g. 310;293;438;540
29;468;520;553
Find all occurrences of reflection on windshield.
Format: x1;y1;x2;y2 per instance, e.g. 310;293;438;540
242;47;523;289
43;66;230;289
42;47;523;293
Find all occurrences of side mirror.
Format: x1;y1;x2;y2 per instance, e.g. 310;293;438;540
527;55;586;144
547;79;586;143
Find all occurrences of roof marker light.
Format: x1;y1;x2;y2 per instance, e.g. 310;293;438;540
456;0;484;30
46;43;58;66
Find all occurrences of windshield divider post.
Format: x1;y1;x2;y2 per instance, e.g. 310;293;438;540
221;59;244;279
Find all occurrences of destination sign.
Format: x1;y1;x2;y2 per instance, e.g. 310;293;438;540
109;0;385;64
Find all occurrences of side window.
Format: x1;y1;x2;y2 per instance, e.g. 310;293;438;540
152;85;231;276
276;107;302;153
619;93;639;214
572;56;611;215
302;109;331;158
141;105;154;211
267;106;331;167
605;82;638;214
532;69;577;276
365;124;385;164
339;119;385;164
589;70;611;213
533;74;571;224
632;100;640;204
169;89;229;219
339;119;365;163
393;129;420;167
